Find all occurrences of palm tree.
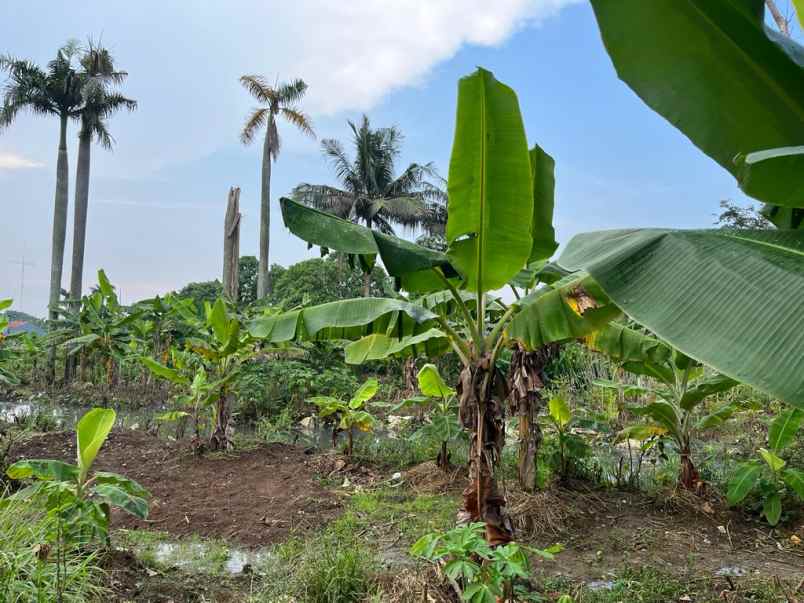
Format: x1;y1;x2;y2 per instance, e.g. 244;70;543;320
292;115;446;294
69;43;136;314
240;76;315;299
1;41;84;382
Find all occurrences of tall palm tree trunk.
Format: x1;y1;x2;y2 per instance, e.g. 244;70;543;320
70;128;91;313
257;124;273;299
65;127;92;382
46;113;70;383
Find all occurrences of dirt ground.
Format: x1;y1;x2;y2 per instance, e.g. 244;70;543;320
11;430;343;547
508;483;804;585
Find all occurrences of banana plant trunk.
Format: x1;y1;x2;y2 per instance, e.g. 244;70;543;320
508;343;558;493
437;440;450;470
46;113;71;384
458;354;513;546
257;123;273;299
210;392;232;451
679;445;700;491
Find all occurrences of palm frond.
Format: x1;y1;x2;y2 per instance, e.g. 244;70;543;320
240;107;269;145
275;78;308;105
292;183;354;219
279;107;315;139
239;74;274;105
321;138;360;192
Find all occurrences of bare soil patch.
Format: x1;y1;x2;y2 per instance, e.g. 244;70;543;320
513;483;804;584
11;430;342;547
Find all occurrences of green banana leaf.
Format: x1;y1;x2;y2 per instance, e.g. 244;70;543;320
559;229;804;408
528;144;558;262
77;408;116;478
506;277;621;350
590;0;804;209
248;297;438;343
736;147;804;209
344;329;448;364
727;462;762;504
417;363;456;399
768;408;803;451
281;197;458;292
447;68;533;292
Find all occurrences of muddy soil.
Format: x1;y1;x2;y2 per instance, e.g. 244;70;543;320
11;430;342;546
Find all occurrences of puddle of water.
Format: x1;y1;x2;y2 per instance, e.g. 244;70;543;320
0;399;159;431
143;538;269;574
586;580;615;591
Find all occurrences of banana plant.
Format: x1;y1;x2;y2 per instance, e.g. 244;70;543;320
309;378;379;456
572;0;804;409
251;68;620;544
0;298;17;385
58;270;143;386
6;408;149;545
142;297;257;450
589;323;739;490
546;395;589;481
395;363;465;470
727;408;803;526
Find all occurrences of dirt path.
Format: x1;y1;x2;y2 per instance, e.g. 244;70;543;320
11;431;342;546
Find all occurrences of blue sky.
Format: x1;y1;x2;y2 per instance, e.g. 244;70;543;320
1;0;788;315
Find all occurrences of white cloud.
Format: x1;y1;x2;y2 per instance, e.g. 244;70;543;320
273;0;582;114
0;152;43;170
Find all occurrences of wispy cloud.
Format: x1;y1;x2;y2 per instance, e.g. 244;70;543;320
0;152;43;170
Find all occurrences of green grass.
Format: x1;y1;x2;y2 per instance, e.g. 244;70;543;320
0;492;108;602
254;486;458;602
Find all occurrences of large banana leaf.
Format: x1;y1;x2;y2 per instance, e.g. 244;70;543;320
280;197;458;292
590;0;804;209
344;328;449;364
558;229;804;407
506;277;621;350
247;298;438;343
528;144;558;262
446;68;533;292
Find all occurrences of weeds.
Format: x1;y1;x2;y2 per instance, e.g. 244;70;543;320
0;491;108;602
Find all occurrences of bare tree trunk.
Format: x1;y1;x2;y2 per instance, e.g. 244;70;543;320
766;0;791;36
458;356;513;546
362;271;371;297
47;113;71;384
257;123;273;299
222;187;241;302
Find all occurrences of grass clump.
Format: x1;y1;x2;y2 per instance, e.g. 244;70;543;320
0;492;107;602
258;531;376;603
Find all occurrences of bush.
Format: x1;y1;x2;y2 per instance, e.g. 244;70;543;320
0;492;108;601
235;357;359;422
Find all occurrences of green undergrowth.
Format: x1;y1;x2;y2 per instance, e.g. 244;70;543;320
256;486;459;602
0;492;108;602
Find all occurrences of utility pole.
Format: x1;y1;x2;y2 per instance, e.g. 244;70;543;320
10;257;35;313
